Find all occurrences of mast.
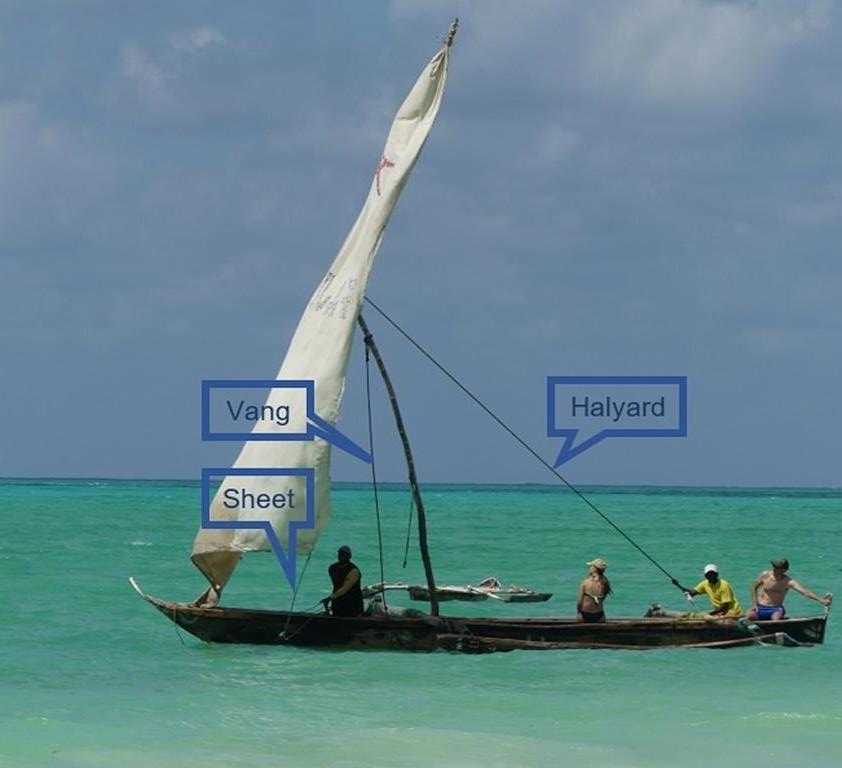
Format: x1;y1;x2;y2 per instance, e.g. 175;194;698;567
358;314;439;616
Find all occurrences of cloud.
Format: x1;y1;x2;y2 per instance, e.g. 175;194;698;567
390;0;833;110
740;325;808;355
0;101;103;233
523;124;581;169
580;0;831;107
151;253;271;306
117;26;227;114
170;26;227;54
121;45;172;110
269;92;399;161
787;181;842;225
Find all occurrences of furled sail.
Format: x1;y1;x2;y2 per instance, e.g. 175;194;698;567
192;36;454;597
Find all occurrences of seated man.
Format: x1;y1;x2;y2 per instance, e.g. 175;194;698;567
747;558;831;620
324;545;364;617
679;563;742;617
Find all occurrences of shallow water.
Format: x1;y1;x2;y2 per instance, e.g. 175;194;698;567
2;479;840;767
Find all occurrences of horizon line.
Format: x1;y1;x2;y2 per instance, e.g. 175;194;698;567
1;475;840;492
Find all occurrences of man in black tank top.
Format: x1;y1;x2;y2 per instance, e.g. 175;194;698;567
326;545;364;617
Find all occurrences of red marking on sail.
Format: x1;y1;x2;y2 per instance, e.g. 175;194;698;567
374;156;395;196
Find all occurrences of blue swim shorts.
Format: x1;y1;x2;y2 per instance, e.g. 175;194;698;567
755;604;785;620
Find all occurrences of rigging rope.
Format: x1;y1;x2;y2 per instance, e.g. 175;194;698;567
364;339;388;606
363;296;683;590
281;551;313;639
171;607;186;647
287;551;312;613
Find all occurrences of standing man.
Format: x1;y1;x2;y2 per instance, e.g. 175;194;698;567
747;558;831;620
678;564;743;616
323;545;364;617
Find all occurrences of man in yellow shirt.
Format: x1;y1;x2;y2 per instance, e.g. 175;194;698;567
682;564;743;616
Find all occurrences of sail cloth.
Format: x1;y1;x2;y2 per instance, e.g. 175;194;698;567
192;41;453;594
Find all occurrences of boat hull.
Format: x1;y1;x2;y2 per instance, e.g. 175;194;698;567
133;584;827;650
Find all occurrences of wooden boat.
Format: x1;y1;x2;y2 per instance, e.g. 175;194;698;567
132;23;832;653
131;579;827;650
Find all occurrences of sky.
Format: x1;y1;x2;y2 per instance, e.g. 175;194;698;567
2;0;840;487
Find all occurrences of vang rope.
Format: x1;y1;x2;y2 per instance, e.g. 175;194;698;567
364;337;388;607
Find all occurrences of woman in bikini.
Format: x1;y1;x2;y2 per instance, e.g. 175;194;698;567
577;558;613;623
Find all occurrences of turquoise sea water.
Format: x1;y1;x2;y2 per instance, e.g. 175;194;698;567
2;479;841;767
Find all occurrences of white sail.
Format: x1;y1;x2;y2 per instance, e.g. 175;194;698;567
192;39;453;593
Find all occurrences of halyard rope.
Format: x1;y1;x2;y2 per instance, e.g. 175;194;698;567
363;296;683;590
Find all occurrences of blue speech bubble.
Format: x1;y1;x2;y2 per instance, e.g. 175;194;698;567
547;376;687;467
201;467;315;588
201;379;371;464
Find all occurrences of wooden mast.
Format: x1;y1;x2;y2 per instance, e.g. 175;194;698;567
349;20;454;617
358;314;439;616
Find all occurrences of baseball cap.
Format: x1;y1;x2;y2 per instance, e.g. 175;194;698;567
703;563;718;575
587;558;607;570
771;558;789;570
338;545;352;556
